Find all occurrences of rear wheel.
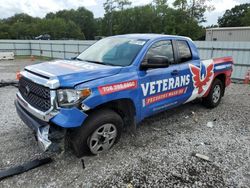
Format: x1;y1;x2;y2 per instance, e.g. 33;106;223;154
69;109;123;157
202;78;224;108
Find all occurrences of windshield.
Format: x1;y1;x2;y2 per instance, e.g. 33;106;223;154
77;37;147;66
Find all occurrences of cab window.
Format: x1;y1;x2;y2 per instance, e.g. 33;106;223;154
145;40;175;64
176;40;192;63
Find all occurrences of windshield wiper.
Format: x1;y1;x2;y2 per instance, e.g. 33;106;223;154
76;58;103;64
84;60;106;65
81;60;119;66
76;57;84;61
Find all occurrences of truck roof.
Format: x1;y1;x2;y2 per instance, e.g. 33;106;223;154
113;33;192;41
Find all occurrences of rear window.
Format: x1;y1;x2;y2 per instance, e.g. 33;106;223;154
176;40;192;63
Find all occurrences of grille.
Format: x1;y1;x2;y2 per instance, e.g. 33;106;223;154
18;77;51;112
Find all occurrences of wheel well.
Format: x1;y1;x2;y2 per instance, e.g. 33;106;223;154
88;99;136;127
215;74;226;95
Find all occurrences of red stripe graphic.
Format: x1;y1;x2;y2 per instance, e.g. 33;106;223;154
145;87;187;106
213;57;233;64
98;80;138;95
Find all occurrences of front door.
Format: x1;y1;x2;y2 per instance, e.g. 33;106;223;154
139;40;191;118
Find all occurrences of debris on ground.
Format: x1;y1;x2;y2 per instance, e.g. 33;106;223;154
0;158;53;181
81;158;85;169
127;182;133;188
0;80;18;88
206;121;214;128
193;153;210;162
191;111;199;123
152;127;161;131
207;119;217;128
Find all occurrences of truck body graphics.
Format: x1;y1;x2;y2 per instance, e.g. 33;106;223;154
15;34;233;154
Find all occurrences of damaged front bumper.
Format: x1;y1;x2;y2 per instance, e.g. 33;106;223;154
37;125;52;151
15;71;88;152
15;99;65;152
15;91;88;152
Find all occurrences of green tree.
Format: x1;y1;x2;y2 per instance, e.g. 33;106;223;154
100;2;205;40
35;18;85;39
241;10;250;26
0;2;208;40
173;0;187;10
103;0;132;35
116;0;131;10
1;13;41;39
173;0;214;23
0;22;11;39
218;3;250;27
45;7;96;39
4;13;38;25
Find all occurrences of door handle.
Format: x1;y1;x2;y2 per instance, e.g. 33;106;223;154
171;70;179;75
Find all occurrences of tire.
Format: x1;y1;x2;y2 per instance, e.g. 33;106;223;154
69;108;123;157
202;78;224;108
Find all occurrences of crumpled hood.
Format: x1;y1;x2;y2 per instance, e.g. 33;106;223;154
25;60;122;87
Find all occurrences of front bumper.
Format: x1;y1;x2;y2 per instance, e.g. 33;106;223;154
15;93;88;151
15;71;88;151
15;100;52;151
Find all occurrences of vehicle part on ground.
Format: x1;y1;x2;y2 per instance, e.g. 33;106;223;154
0;158;53;181
0;80;18;88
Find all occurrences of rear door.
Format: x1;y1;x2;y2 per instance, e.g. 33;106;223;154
174;40;200;103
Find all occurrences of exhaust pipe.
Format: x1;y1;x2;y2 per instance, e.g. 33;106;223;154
37;125;52;151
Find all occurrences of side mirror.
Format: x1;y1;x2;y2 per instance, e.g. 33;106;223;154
140;56;169;70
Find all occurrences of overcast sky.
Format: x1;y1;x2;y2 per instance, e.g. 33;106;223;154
0;0;249;26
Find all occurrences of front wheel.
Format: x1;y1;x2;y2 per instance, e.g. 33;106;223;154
202;78;224;108
87;123;118;155
69;109;123;157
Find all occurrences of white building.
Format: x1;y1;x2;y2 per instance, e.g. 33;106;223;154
206;27;250;41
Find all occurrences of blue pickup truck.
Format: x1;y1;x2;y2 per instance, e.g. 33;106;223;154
15;34;233;157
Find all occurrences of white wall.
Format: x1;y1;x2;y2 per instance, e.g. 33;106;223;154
206;28;250;41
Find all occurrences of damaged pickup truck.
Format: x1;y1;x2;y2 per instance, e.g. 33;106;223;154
15;34;233;157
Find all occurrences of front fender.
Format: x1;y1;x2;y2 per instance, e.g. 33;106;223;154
50;107;88;128
84;89;140;121
76;70;141;122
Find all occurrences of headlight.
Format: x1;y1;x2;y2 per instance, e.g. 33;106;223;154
57;88;91;107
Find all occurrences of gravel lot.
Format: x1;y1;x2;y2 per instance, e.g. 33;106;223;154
0;59;250;187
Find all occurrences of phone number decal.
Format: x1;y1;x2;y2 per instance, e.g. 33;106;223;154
98;80;138;95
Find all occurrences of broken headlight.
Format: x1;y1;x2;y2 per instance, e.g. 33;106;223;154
57;89;91;107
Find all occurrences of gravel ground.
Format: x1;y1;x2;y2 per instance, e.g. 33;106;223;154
0;59;39;81
0;59;249;188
